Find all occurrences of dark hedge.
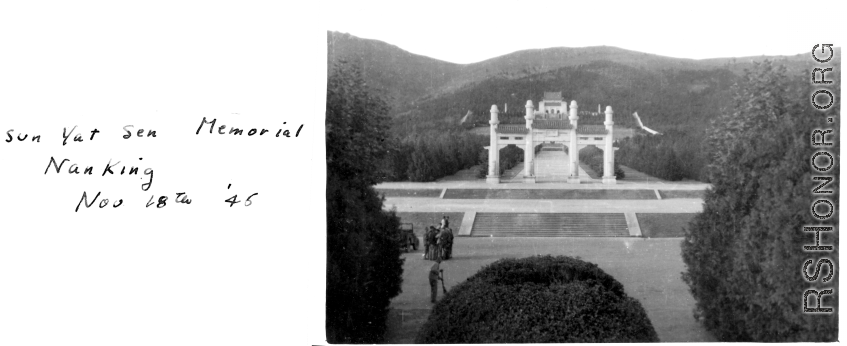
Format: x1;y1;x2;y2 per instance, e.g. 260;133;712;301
682;60;839;341
579;145;625;179
476;144;525;178
416;256;659;343
326;61;404;343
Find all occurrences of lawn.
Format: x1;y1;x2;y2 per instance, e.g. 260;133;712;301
637;213;698;238
659;190;705;199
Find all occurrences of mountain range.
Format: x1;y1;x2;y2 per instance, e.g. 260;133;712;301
327;31;839;134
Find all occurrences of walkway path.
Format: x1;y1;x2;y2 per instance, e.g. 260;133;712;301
513;148;596;183
384;237;715;343
502;162;525;183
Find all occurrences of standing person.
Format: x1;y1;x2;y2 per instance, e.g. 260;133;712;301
444;216;450;257
432;227;443;261
438;226;451;260
443;227;454;260
440;215;449;230
423;226;432;259
426;226;439;261
429;259;443;303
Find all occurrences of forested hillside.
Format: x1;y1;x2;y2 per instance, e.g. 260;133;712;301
327;31;461;111
327;31;826;128
392;60;737;134
617;54;840;182
390;61;733;182
328;31;839;183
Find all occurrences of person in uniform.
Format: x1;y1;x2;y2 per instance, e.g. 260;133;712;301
438;226;451;260
423;226;432;259
442;227;454;260
434;228;442;261
428;226;441;261
429;259;443;303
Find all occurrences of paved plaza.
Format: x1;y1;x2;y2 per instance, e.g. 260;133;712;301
379;149;713;342
385;237;715;343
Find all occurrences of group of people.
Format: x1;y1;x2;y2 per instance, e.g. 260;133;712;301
423;216;453;303
424;215;454;261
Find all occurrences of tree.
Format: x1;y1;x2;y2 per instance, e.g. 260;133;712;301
476;150;489;179
326;60;404;343
407;140;434;182
681;60;839;341
615;130;705;182
384;139;413;181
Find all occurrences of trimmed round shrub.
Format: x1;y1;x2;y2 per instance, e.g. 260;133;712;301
416;256;659;343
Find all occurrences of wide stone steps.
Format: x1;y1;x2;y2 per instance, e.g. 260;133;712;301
471;213;629;237
541;143;564;151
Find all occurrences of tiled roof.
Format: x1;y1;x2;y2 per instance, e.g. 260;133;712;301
496;124;528;134
576;125;608;135
543;91;563;100
534;120;573;129
575;115;605;126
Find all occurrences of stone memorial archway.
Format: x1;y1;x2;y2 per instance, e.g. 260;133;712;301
486;93;616;184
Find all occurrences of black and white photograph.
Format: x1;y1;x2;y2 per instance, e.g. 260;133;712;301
0;1;843;345
325;1;842;343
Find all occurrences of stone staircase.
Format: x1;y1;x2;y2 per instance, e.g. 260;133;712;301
471;213;630;237
541;143;565;151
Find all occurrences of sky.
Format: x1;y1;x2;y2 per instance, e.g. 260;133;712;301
324;0;845;64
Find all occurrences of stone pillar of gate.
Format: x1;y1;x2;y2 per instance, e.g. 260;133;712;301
603;106;617;184
567;100;580;183
486;105;501;184
523;100;536;183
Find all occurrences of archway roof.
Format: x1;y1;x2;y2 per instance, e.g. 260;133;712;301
495;124;528;134
534;120;573;129
492;122;609;135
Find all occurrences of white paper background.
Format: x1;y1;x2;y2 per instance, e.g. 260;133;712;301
0;2;324;345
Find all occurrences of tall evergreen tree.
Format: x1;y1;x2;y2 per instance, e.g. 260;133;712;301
407;141;432;182
682;60;839;341
326;61;404;343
